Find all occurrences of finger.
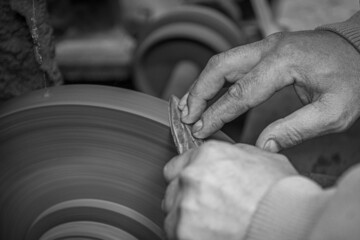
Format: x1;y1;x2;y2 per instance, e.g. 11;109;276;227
181;40;268;124
179;79;199;113
163;178;179;213
164;208;178;240
164;195;182;240
256;96;350;152
178;92;189;111
164;150;193;182
191;57;292;139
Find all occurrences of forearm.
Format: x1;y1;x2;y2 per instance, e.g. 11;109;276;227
316;11;360;53
245;176;334;240
245;164;360;240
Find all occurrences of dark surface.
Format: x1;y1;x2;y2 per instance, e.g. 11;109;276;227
0;0;62;102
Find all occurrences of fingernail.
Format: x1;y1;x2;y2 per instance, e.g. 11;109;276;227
181;106;188;118
192;120;203;133
263;139;281;153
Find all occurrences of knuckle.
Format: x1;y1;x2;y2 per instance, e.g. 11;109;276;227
266;31;286;44
205;103;217;116
165;179;177;196
179;168;199;184
277;41;298;58
326;111;352;133
228;82;245;100
270;121;304;148
286;127;304;146
226;82;252;114
264;32;295;60
178;196;194;214
282;127;304;147
188;86;200;99
203;106;225;129
207;53;223;68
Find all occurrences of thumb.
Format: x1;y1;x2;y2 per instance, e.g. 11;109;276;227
256;99;349;152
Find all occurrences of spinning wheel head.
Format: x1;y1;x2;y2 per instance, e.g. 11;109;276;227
0;85;231;240
134;6;247;99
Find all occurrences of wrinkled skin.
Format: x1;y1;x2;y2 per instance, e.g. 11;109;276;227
163;30;360;240
163;141;297;240
179;30;360;152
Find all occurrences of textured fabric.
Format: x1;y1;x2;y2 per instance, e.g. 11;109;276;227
246;164;360;240
246;176;334;240
307;165;360;240
316;11;360;52
0;0;62;102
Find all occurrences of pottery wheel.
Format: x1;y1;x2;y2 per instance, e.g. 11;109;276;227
0;85;230;240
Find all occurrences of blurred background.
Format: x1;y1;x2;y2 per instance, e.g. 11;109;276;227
49;0;357;87
1;2;359;238
1;0;359;181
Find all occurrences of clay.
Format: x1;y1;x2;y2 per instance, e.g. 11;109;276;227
0;0;62;102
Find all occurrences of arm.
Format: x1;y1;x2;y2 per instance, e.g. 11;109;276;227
178;12;360;152
163;11;360;240
317;11;360;53
163;141;360;240
247;164;360;240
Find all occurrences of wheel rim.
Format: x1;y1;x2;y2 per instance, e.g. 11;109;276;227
0;85;231;240
134;6;247;99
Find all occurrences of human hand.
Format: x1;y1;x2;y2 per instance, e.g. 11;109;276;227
179;30;360;152
163;141;297;240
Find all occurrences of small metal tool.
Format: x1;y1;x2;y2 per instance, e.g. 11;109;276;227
169;95;203;154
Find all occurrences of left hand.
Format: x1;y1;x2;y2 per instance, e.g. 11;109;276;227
163;140;297;240
179;31;360;152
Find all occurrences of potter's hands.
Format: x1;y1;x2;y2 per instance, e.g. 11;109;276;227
163;141;297;240
179;31;360;152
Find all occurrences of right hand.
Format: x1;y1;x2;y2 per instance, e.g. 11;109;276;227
179;30;360;152
163;141;297;240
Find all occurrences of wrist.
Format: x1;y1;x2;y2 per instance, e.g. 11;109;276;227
316;11;360;53
245;176;335;240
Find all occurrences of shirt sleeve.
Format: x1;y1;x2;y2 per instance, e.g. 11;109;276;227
316;11;360;53
245;164;360;240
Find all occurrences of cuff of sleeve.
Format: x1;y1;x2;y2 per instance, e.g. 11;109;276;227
245;176;335;240
316;11;360;53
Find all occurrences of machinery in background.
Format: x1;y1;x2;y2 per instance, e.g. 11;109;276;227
52;0;261;85
51;0;261;141
133;4;252;141
133;5;246;99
